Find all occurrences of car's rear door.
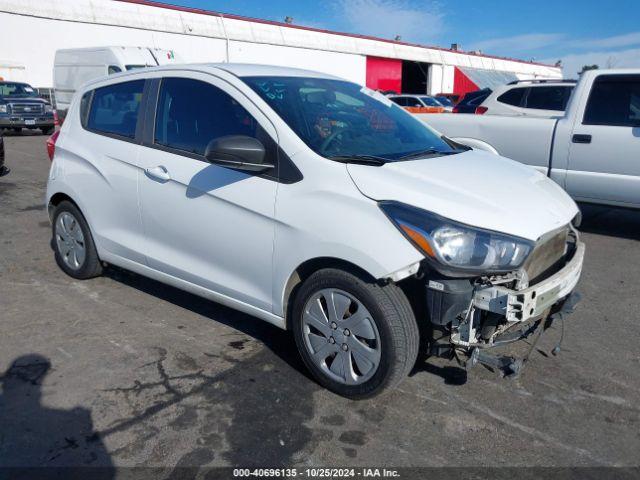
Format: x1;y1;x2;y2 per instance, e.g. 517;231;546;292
65;79;147;263
565;74;640;207
137;72;279;312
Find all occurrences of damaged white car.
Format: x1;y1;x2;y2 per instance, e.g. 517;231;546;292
46;64;584;399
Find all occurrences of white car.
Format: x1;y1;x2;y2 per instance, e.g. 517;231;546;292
477;79;576;117
46;64;584;398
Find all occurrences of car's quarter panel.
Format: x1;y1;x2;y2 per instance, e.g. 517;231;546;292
137;71;278;313
46;84;147;264
419;113;558;178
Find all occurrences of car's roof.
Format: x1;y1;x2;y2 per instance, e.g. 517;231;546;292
83;62;343;90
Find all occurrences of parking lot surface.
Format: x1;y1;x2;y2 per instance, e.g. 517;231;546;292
1;133;639;470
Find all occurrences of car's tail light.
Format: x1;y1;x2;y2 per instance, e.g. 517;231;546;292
54;111;60;126
46;130;60;161
475;106;488;115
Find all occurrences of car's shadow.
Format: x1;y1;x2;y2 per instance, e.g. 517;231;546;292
102;266;313;381
578;203;640;241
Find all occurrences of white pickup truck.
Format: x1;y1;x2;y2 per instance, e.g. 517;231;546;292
422;69;640;209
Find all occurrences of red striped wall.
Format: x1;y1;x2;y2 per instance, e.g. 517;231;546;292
453;67;479;96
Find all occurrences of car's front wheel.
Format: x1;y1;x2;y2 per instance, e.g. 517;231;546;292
52;201;103;279
292;268;419;399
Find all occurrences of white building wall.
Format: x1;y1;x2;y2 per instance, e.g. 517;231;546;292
0;0;561;87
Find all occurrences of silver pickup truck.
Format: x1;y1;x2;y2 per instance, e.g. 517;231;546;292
422;69;640;210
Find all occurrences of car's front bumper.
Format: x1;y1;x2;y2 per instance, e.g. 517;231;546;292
474;241;585;325
0;116;54;128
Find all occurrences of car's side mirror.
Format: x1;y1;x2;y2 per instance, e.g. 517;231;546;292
204;135;274;173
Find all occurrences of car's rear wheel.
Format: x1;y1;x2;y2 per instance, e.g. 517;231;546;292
292;268;419;399
52;201;102;279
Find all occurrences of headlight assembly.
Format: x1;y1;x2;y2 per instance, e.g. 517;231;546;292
0;104;7;113
379;201;534;274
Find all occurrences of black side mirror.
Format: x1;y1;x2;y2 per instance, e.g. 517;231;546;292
204;135;274;173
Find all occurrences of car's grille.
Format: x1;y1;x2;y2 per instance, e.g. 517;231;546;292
10;103;44;115
524;226;569;284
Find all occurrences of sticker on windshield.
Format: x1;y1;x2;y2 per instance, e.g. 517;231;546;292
24;87;35;93
360;87;393;108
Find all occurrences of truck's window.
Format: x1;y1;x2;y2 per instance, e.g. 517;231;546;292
584;75;640;127
497;87;526;107
524;86;571;111
86;80;144;139
154;78;258;156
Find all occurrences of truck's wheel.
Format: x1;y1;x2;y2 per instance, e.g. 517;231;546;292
292;268;419;399
52;201;103;279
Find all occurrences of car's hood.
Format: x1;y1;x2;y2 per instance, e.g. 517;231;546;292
347;150;578;241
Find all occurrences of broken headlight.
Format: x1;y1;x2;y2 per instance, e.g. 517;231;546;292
380;201;534;274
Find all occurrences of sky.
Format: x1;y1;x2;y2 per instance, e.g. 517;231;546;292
164;0;640;76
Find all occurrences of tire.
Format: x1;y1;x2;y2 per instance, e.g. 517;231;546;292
292;268;419;399
41;126;55;135
52;201;103;279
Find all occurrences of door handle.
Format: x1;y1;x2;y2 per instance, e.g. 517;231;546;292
145;165;171;182
572;134;592;144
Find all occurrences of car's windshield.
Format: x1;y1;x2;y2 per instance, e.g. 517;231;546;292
243;76;457;161
0;82;39;98
420;96;443;107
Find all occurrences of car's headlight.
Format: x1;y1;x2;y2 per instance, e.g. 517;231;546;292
0;104;7;113
379;201;534;274
45;104;54;113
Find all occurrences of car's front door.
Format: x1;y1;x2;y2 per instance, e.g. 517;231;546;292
137;73;279;312
565;74;640;207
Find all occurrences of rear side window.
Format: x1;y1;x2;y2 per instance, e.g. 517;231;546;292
583;75;640;127
524;86;571;111
79;91;92;127
497;87;526;106
154;78;258;156
87;80;144;138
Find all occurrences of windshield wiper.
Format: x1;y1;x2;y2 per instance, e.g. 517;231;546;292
327;154;387;166
397;149;463;161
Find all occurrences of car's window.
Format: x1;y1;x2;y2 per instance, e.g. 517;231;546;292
0;82;39;98
79;91;92;127
435;96;453;107
244;76;456;161
583;75;640;127
524;86;572;111
154;78;258;156
87;80;144;138
497;87;526;107
107;66;122;75
419;96;442;107
406;97;422;107
390;97;406;107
